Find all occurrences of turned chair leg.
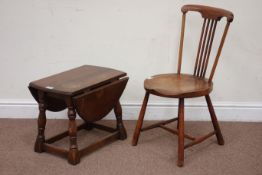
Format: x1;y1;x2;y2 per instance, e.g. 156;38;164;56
205;95;224;145
66;98;80;165
177;98;185;167
132;92;150;146
114;101;127;140
34;91;46;153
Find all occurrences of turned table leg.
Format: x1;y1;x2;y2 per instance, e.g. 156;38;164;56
34;91;47;153
66;98;80;165
114;101;127;140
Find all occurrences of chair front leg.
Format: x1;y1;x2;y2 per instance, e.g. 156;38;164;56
177;98;185;167
132;91;150;146
205;95;224;145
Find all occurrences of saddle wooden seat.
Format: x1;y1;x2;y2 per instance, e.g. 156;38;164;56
144;74;212;98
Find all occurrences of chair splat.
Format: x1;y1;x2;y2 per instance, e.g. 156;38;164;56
177;4;233;80
194;18;218;78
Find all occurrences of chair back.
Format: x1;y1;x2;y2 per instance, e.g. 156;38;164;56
177;4;234;82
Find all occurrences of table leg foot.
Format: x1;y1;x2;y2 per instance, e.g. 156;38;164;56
118;125;127;140
34;139;44;153
68;149;80;165
67;98;80;165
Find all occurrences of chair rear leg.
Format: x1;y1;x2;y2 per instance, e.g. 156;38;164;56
177;99;180;129
205;95;224;145
132;92;150;146
177;98;185;167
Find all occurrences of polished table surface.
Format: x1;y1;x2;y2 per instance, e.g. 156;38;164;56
29;65;126;95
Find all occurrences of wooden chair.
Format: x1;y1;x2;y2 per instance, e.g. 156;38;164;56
132;4;234;167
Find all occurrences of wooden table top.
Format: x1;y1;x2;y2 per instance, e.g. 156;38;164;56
29;65;126;95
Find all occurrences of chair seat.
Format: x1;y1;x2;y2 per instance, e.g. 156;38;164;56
144;74;213;98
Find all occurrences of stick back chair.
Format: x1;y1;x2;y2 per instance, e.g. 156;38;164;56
132;4;234;167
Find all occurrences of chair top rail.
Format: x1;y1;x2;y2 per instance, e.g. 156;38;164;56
182;4;234;22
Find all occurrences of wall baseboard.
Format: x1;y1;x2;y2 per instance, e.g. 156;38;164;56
0;100;261;122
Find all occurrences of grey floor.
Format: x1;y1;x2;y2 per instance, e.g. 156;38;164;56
0;119;261;175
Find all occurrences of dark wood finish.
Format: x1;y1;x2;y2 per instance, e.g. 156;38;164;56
29;65;128;165
66;98;80;165
132;4;233;167
114;101;127;140
79;132;119;156
45;122;87;144
29;87;67;112
29;65;126;96
73;78;128;122
92;123;116;133
43;122;121;159
34;91;47;153
177;98;185;167
43;144;69;158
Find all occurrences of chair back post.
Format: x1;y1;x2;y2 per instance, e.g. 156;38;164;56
208;22;230;82
177;13;186;74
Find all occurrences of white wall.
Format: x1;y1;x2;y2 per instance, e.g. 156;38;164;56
0;0;262;121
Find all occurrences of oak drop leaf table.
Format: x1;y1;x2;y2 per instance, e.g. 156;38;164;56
28;65;128;165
